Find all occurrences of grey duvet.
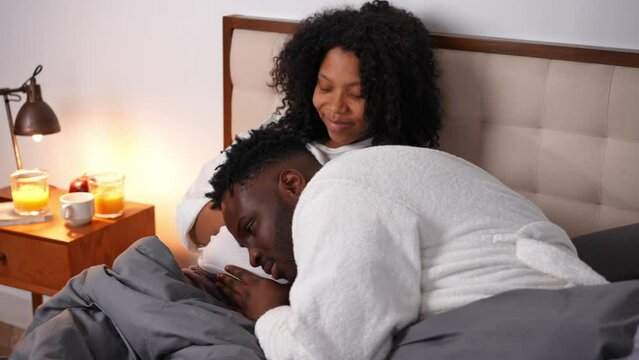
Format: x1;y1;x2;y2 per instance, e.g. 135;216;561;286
11;236;264;360
11;236;639;360
390;280;639;360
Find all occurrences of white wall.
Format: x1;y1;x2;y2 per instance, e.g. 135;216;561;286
1;0;638;329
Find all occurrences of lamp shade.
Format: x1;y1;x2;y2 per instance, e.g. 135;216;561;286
13;81;61;136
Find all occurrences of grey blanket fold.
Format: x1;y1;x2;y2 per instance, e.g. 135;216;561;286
11;236;265;360
390;280;639;360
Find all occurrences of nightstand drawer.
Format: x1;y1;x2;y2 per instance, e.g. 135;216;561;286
0;233;70;295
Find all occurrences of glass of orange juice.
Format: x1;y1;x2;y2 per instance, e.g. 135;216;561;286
10;169;50;216
88;172;125;218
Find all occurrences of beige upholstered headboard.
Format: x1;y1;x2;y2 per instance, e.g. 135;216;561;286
223;15;639;237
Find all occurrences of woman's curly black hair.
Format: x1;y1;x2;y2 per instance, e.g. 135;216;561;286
207;125;311;209
271;0;441;148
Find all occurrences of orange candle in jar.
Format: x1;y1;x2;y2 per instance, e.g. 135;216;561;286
94;190;124;216
10;169;50;215
89;172;125;218
13;184;49;212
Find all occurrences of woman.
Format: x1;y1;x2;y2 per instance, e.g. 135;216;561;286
177;0;441;275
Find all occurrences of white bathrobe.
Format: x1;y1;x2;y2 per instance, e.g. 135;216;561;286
255;146;606;360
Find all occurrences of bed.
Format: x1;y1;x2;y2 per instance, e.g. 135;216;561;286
223;15;639;282
223;15;639;238
11;14;639;360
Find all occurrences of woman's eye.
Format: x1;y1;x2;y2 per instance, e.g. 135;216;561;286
317;84;332;92
350;93;363;99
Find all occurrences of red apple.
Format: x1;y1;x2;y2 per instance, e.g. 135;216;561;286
69;174;90;192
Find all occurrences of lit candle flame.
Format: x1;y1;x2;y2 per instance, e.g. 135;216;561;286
32;134;43;143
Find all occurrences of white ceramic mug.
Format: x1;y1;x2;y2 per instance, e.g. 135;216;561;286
60;192;95;226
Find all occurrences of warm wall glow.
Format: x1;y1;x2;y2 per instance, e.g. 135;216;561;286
62;113;204;267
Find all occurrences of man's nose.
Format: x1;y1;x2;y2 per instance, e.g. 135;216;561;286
248;248;262;268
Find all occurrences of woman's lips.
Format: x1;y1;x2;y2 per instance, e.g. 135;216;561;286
324;117;353;132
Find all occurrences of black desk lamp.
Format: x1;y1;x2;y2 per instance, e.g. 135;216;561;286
1;65;61;170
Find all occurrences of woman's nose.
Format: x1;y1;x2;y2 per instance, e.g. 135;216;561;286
328;92;347;114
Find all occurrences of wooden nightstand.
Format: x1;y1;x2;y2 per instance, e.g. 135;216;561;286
0;186;155;313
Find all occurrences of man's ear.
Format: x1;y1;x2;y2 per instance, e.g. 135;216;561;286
278;169;306;200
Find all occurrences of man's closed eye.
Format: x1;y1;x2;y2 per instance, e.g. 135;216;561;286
246;220;255;235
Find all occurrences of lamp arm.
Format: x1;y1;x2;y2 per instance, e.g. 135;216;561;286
3;94;23;170
0;86;27;96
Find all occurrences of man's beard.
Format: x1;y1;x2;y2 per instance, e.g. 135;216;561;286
274;196;297;281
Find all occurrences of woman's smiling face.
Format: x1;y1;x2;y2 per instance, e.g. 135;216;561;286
312;47;368;148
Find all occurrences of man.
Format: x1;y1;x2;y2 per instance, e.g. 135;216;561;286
210;126;605;360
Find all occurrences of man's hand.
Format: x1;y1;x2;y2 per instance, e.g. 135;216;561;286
183;266;223;299
216;265;290;321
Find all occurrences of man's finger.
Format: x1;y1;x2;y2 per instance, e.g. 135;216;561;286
216;279;240;305
217;272;244;290
225;265;256;283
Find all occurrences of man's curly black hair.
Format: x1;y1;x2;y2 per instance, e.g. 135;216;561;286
207;124;311;209
271;0;441;148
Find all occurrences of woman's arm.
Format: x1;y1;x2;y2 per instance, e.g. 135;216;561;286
176;115;282;251
188;204;225;247
176;154;228;251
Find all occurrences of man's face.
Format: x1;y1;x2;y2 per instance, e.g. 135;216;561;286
221;181;297;282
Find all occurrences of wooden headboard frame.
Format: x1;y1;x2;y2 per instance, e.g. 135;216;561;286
222;15;639;147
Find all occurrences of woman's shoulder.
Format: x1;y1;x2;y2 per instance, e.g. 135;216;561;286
255;114;283;129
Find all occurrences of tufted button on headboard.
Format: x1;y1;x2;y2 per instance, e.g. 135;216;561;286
223;15;639;237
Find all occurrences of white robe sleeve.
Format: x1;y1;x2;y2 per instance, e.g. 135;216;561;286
175;115;280;252
255;181;423;360
175;152;229;252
